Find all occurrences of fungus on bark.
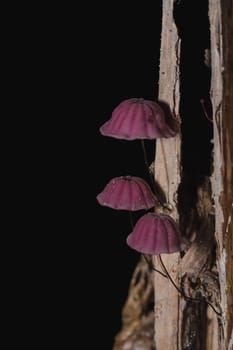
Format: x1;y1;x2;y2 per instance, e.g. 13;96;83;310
126;212;185;254
96;176;159;211
100;98;176;140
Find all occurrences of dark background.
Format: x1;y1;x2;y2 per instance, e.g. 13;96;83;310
9;1;213;348
87;4;163;349
46;1;212;348
86;2;211;348
39;4;162;349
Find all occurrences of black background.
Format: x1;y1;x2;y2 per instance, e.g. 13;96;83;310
8;0;214;348
44;1;212;348
38;4;163;348
80;4;163;349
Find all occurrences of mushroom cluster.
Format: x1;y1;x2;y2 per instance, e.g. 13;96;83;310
97;97;184;258
96;97;221;316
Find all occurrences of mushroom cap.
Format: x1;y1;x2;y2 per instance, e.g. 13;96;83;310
126;212;185;254
96;176;159;211
100;98;177;140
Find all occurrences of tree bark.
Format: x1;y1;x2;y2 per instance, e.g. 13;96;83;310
153;1;232;349
153;0;181;348
113;1;233;349
209;1;233;349
113;256;155;350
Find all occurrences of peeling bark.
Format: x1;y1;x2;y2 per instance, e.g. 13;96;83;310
113;0;232;349
153;1;181;349
113;256;155;350
178;179;221;349
152;0;232;348
209;0;233;349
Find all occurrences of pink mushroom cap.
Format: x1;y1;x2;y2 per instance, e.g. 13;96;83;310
96;176;159;211
126;212;186;254
100;98;177;140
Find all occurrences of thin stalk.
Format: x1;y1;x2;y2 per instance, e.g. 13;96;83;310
143;254;167;278
158;254;221;316
128;211;134;230
200;98;213;123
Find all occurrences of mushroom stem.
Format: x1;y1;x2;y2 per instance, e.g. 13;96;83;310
200;98;213;123
140;139;151;172
143;254;167;278
128;211;134;230
158;254;182;294
158;254;222;316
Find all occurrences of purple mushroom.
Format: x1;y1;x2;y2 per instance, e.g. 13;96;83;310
126;212;185;254
100;98;177;140
99;98;177;204
126;212;185;284
126;212;221;315
96;176;159;211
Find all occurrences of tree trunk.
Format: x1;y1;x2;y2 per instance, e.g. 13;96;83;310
153;0;182;348
209;1;233;348
113;1;233;349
